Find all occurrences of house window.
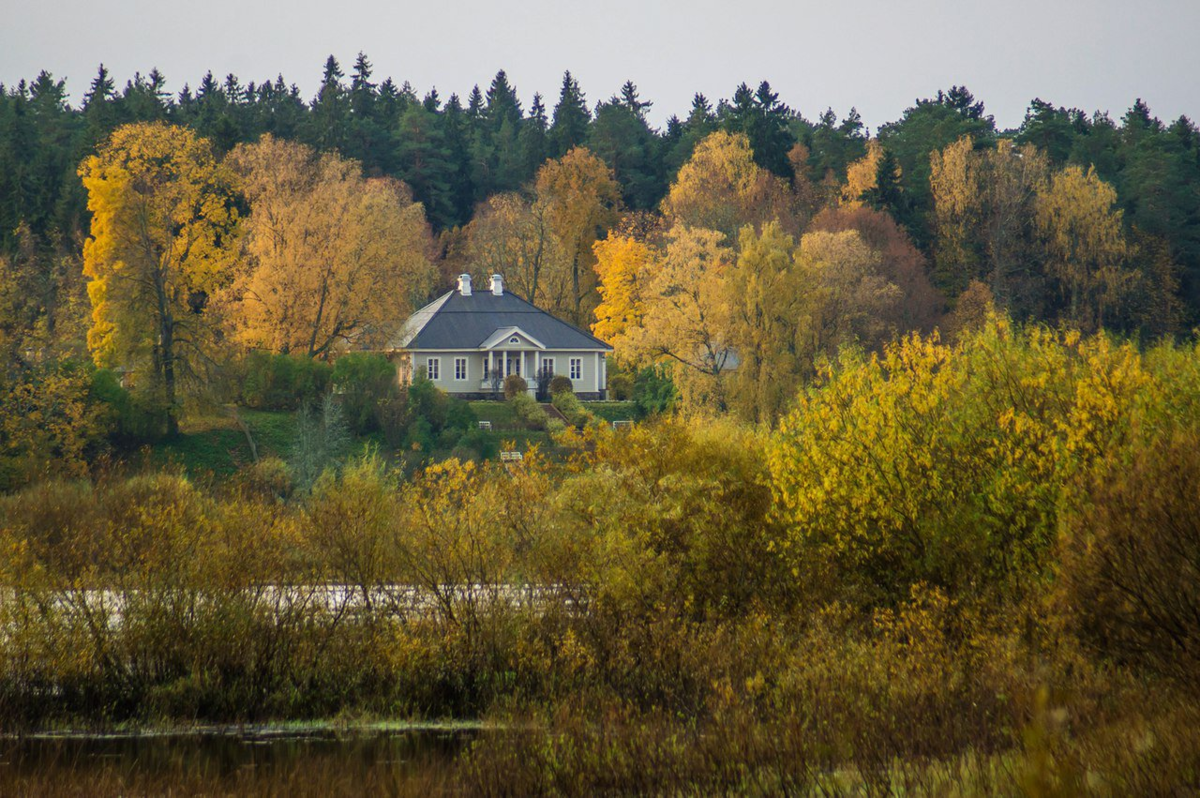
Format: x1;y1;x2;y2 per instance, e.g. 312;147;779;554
454;357;468;381
509;336;520;344
483;359;490;380
426;357;440;381
540;357;555;376
569;357;582;381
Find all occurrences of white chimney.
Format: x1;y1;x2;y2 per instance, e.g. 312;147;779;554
491;273;504;296
457;273;472;296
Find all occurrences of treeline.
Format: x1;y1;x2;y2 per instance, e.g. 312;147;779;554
2;319;1199;791
3;58;1199;300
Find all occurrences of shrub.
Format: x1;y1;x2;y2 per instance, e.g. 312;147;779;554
331;353;399;434
510;392;546;430
632;365;676;418
503;374;528;399
289;395;350;491
0;361;114;489
552;390;593;427
549;375;574;396
767;318;1160;605
535;367;555;400
1059;430;1200;689
241;352;332;410
236;456;293;501
90;368;160;445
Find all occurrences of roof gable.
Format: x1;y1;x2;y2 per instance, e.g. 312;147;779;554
479;326;547;350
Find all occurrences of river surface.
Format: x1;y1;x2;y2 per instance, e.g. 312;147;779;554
0;726;477;795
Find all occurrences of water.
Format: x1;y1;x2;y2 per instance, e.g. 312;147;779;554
0;726;475;795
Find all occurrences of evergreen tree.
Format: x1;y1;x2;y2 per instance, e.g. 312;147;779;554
306;55;348;153
549;70;589;158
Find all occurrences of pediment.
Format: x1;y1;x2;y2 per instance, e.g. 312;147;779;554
479;326;546;350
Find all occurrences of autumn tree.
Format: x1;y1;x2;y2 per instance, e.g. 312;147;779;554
591;234;655;347
809;205;942;332
629;226;735;412
929;136;983;298
533;147;621;326
465;192;567;307
662;131;801;242
726;224;900;424
1035;164;1131;331
930;137;1051;314
80;122;239;434
227;135;436;357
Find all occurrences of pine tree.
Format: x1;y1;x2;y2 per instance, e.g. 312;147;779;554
549;71;589;158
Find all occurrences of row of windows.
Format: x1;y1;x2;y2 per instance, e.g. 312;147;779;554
423;356;586;382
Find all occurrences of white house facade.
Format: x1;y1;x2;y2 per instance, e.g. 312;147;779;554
386;274;613;399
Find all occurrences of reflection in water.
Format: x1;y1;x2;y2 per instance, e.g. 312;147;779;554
0;728;475;796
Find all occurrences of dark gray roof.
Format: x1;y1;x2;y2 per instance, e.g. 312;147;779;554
390;290;613;351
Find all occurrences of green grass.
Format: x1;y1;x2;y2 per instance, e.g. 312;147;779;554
240;409;299;458
152;409;300;477
153;415;251;477
469;401;521;430
583;401;638;423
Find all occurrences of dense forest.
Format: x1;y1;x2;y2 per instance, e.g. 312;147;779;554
2;56;1200;794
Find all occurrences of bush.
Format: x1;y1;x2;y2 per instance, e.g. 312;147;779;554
632;365;676;418
552;389;593;427
90;368;160;445
331;353;398;435
510;392;546;430
241;352;332;410
535;367;555;400
1059;430;1200;689
503;374;528;399
236;456;293;501
549;375;574;396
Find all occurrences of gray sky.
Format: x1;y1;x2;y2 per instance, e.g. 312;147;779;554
4;0;1199;131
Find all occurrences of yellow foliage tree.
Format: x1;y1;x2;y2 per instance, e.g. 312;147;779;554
841;139;893;208
663;131;801;242
227;135;436;357
726;225;901;425
1035;165;1131;331
634;226;736;412
591;235;655;347
533;147;621;326
929;136;982;298
80;122;239;434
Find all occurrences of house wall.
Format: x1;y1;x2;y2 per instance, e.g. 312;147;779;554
401;349;608;398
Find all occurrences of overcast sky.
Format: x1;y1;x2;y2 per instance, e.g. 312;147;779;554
4;0;1198;132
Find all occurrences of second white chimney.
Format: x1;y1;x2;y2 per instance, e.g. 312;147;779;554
491;273;504;296
457;273;472;296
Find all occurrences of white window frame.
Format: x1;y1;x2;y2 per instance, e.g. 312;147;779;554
569;357;582;381
540;356;556;376
509;336;520;344
426;357;440;381
454;357;468;381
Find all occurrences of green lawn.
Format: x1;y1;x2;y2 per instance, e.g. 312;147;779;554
583;401;638;423
469;401;521;429
241;409;299;457
154;414;253;476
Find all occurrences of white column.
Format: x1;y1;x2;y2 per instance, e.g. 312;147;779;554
594;352;600;393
